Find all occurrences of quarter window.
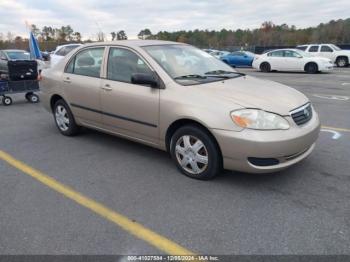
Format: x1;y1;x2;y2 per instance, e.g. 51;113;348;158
308;45;319;52
107;47;153;83
65;47;104;78
320;45;333;52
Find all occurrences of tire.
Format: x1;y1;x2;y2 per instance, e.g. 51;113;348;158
25;92;33;101
305;62;318;74
260;62;271;72
2;96;12;106
53;99;80;136
222;60;229;65
28;94;40;103
336;57;348;67
170;125;222;180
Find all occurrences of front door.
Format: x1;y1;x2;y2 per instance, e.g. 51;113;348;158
283;50;304;70
101;47;160;145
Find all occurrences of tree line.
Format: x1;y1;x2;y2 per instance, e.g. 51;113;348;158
0;18;349;51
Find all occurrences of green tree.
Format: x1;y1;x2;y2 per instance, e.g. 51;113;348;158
117;30;127;40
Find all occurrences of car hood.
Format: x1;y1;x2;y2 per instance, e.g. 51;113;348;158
196;75;309;115
338;50;350;56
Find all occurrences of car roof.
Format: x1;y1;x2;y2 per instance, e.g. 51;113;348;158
266;48;300;52
297;44;333;46
1;49;28;52
82;40;184;48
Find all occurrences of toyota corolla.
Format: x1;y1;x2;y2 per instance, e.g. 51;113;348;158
40;40;320;180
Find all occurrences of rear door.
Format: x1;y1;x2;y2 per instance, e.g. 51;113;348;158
320;45;334;60
267;50;285;69
307;45;320;57
61;47;106;126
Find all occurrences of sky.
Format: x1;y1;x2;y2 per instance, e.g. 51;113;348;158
0;0;349;40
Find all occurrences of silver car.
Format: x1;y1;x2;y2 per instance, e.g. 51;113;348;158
40;40;320;180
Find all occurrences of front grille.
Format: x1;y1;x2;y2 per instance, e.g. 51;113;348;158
290;103;313;126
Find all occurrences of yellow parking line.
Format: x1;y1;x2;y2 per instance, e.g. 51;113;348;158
0;150;195;255
321;126;350;132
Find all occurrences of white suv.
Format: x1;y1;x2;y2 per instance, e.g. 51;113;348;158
296;44;349;67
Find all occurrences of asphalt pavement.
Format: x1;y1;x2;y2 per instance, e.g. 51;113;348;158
0;67;349;255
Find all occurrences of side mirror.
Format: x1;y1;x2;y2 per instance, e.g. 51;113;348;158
1;57;8;61
131;73;159;88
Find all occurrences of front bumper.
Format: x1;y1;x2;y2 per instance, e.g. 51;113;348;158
211;111;321;173
319;63;334;71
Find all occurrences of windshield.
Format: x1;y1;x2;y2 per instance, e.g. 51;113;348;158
143;45;242;85
330;44;341;51
5;51;30;60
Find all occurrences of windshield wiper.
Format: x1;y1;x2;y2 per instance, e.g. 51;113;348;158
204;70;246;78
174;74;207;80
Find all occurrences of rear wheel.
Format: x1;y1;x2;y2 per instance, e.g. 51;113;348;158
2;96;12;106
170;125;221;180
305;62;318;74
260;62;271;72
336;57;348;67
28;93;39;103
53;99;80;136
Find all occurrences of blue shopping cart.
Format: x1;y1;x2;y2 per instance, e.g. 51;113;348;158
0;80;40;106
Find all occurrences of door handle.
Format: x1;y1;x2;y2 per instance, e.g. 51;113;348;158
63;77;71;83
102;84;112;91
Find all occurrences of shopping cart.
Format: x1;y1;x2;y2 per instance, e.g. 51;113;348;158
0;80;40;106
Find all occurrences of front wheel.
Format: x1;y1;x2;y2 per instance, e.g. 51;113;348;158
305;63;318;74
170;125;222;180
336;57;348;67
28;93;39;103
53;99;80;136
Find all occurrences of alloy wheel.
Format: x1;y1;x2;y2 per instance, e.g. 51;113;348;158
175;135;209;175
55;105;70;131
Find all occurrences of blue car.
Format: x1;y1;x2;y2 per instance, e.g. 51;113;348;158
221;51;255;67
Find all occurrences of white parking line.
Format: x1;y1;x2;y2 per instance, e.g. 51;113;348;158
320;129;342;140
313;94;349;101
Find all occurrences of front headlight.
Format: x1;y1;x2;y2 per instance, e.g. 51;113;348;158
231;109;290;130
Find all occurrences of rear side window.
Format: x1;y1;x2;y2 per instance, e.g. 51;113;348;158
320;45;333;52
56;45;80;56
296;46;307;51
107;47;153;83
308;45;319;52
268;51;284;57
65;47;104;78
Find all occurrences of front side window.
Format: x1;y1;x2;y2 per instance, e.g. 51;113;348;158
107;47;153;83
321;45;333;52
65;47;104;78
232;52;244;56
309;45;319;52
143;45;241;85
